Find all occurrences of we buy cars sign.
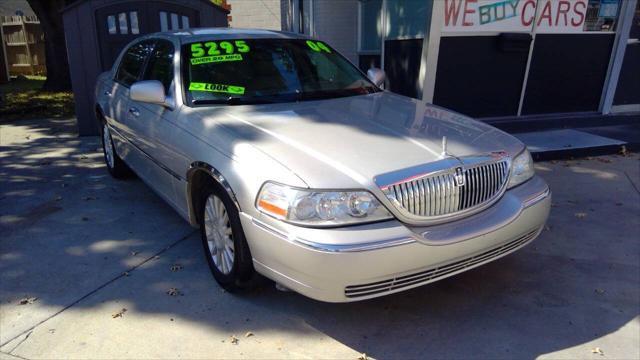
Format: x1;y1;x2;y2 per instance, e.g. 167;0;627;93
441;0;589;33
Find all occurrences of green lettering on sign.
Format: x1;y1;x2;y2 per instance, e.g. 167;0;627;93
189;82;245;95
190;53;243;65
306;40;331;53
190;40;250;58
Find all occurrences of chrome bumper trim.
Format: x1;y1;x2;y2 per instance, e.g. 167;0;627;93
251;217;417;253
523;187;551;208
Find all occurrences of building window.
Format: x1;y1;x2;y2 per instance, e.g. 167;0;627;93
129;11;139;34
291;0;313;35
160;11;190;31
358;0;382;52
160;11;168;31
384;0;431;40
170;13;179;30
118;12;128;34
585;0;621;31
107;15;117;34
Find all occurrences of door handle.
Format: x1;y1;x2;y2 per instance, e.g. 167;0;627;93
128;107;140;117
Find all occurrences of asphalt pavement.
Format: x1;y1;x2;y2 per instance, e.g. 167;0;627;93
1;118;639;359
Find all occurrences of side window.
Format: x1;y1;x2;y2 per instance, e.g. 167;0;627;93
115;40;155;87
142;40;175;94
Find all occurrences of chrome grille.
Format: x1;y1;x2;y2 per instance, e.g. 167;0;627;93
344;227;540;299
385;159;509;218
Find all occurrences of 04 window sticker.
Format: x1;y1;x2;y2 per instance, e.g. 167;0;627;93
306;40;331;53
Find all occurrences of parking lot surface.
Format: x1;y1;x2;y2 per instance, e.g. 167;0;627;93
1;118;639;359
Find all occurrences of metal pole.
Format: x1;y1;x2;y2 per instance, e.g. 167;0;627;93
599;0;637;114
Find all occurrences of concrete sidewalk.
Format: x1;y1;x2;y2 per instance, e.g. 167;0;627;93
1;118;639;359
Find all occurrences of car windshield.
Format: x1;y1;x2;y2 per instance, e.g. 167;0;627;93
183;38;380;105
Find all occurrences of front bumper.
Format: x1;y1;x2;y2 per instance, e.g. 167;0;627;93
241;175;551;302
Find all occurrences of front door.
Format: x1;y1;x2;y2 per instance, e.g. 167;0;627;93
126;39;181;208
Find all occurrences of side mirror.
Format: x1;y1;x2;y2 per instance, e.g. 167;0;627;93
367;67;386;87
130;80;167;106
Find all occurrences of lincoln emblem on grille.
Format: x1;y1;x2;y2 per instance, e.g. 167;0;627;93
454;167;465;186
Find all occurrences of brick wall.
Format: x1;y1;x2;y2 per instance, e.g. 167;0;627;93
227;0;282;30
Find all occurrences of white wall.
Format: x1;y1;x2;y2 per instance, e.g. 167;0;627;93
227;0;282;30
312;0;358;64
227;0;359;65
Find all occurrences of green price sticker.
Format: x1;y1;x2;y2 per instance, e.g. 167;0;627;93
189;82;245;95
190;53;243;65
191;40;250;58
306;40;331;53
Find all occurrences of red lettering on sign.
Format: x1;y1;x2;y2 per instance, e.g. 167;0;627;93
521;0;536;26
556;0;570;26
444;0;463;26
462;0;477;26
572;0;586;27
537;0;552;27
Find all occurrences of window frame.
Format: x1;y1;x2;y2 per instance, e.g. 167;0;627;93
142;39;176;96
114;39;157;88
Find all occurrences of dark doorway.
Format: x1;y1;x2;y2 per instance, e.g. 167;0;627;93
521;34;615;115
383;39;423;99
433;35;531;118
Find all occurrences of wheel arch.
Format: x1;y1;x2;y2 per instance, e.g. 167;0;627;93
186;161;241;227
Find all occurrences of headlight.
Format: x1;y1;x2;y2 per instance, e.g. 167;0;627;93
256;182;393;227
508;149;535;188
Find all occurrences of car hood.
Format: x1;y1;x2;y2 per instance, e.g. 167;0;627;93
188;92;524;189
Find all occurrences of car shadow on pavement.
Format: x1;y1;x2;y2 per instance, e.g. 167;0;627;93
1;118;638;359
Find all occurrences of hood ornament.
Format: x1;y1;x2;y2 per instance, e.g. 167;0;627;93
441;136;448;158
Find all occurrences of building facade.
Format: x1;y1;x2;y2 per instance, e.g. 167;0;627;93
230;0;639;120
63;0;229;135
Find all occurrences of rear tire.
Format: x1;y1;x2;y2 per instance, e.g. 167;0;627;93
101;121;130;179
199;183;255;292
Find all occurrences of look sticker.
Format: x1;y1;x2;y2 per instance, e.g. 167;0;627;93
189;82;245;95
190;53;243;65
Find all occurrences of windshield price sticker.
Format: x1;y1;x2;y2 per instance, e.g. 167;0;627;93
191;40;250;58
189;82;245;95
306;40;331;53
191;53;243;65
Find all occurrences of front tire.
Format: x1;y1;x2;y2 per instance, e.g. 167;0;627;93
199;184;255;292
101;122;130;179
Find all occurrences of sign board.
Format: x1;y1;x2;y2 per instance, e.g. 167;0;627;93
441;0;615;33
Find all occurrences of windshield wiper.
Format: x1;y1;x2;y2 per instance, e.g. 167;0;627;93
297;87;376;101
192;97;277;106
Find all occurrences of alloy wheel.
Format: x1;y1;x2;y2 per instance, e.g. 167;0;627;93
103;124;115;169
204;194;235;274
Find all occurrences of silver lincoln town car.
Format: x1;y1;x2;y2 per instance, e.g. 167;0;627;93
95;29;551;302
